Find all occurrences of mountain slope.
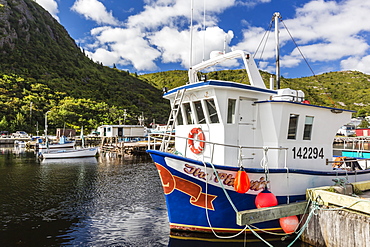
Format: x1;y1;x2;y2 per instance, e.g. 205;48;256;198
0;0;169;131
140;69;370;115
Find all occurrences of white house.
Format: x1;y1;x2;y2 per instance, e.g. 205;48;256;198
97;125;145;138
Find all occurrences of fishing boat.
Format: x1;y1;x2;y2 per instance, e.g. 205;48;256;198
39;147;98;159
39;127;98;159
146;12;370;235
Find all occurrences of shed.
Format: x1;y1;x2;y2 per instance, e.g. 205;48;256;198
56;128;76;138
97;125;145;138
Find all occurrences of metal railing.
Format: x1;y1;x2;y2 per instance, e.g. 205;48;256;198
148;132;289;167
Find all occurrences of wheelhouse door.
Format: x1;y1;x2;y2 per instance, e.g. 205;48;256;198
238;97;256;161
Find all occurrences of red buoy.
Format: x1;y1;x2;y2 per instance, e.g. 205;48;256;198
255;188;278;208
279;215;299;234
234;168;250;193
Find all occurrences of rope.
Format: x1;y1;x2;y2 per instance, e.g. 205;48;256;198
200;157;369;246
203;161;274;246
203;161;248;239
260;147;270;185
254;21;273;63
280;19;337;107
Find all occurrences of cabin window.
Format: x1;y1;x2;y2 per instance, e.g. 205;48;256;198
227;99;236;124
183;102;193;124
194;100;206;124
205;99;219;123
287;114;299;140
176;107;184;125
303;116;314;140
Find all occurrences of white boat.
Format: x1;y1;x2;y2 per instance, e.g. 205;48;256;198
39;136;75;149
40;147;98;159
146;12;370;235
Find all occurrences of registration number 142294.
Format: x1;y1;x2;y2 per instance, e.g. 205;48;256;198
292;147;324;159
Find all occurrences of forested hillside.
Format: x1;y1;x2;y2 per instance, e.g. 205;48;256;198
140;69;370;117
0;0;169;134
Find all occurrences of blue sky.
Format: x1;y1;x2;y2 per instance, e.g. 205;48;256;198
35;0;370;78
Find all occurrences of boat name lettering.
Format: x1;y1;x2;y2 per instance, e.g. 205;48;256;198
214;172;234;186
183;164;234;186
292;147;324;159
249;177;269;191
184;164;207;180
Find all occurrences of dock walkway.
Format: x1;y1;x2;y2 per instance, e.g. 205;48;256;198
302;181;370;247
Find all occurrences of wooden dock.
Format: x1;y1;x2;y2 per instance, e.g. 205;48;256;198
301;181;370;247
236;181;370;247
100;142;149;157
99;137;160;157
333;136;370;143
0;138;30;144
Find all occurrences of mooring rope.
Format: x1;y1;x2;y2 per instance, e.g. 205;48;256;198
203;161;274;246
200;160;327;247
199;157;369;246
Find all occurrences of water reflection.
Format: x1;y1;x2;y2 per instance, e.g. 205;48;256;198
41;157;99;165
0;148;168;246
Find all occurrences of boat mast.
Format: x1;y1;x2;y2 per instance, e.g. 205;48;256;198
189;0;194;68
273;12;281;89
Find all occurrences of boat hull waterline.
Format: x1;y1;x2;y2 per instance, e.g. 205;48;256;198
40;148;98;159
148;150;370;233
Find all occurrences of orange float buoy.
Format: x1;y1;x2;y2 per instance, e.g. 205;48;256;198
234;167;250;194
279;215;299;234
255;188;278;208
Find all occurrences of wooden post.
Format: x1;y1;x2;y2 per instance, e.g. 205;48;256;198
237;201;308;226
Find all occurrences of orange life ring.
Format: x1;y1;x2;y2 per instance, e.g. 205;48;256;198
188;128;205;154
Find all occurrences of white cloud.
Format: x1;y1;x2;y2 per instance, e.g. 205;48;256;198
35;0;59;21
149;26;234;68
81;0;238;71
71;0;121;25
236;0;271;7
234;0;370;75
341;56;370;74
87;27;161;70
127;0;235;31
76;0;370;75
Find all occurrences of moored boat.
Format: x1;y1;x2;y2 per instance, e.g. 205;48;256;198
146;12;370;235
39;147;98;159
39;136;75;149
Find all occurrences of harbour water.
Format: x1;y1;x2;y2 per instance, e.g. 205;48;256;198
0;146;306;246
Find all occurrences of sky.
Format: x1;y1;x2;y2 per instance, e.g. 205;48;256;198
34;0;370;78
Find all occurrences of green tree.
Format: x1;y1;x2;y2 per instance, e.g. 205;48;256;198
0;116;9;130
358;119;370;128
10;112;26;132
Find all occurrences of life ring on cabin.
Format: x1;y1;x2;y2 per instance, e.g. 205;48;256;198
188;128;205;154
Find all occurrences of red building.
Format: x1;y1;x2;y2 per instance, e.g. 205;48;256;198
355;128;370;137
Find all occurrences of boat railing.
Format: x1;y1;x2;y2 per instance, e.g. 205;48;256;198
148;132;289;167
326;156;370;170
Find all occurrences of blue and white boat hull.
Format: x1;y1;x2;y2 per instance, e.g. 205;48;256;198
148;150;370;233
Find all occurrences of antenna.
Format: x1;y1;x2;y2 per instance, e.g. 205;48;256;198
189;0;194;68
223;33;227;54
273;12;281;89
202;0;206;61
